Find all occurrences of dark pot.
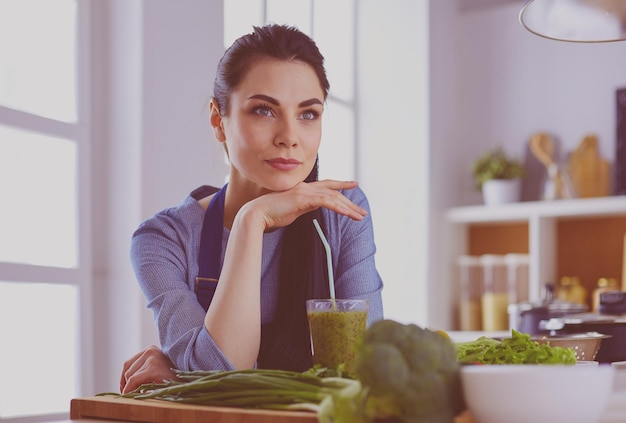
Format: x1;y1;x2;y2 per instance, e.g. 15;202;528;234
510;301;587;335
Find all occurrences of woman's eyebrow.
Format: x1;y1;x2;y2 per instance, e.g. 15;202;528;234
299;98;323;107
248;94;323;108
249;94;279;105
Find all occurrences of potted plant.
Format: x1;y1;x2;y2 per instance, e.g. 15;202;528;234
472;147;525;205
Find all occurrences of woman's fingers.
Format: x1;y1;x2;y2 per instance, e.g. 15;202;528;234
119;347;149;392
119;346;177;394
315;180;367;219
258;180;366;228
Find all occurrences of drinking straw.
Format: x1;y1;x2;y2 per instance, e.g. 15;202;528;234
313;218;336;302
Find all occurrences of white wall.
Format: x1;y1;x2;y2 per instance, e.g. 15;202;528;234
428;0;464;328
357;0;430;326
456;3;626;206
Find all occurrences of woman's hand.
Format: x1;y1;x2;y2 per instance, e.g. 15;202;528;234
246;180;367;231
119;345;178;394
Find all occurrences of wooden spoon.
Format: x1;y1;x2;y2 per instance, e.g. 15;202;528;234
529;132;555;168
529;132;574;199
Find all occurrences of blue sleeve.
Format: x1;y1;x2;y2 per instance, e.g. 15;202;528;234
130;209;236;371
323;186;385;327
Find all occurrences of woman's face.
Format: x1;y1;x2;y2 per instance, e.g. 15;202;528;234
216;58;325;193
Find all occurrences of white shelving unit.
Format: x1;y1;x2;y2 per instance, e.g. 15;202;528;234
444;196;626;329
447;196;626;223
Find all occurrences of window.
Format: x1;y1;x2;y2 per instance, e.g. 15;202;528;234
223;0;357;181
0;0;91;420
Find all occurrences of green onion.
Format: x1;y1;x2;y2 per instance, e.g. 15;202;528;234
99;368;357;413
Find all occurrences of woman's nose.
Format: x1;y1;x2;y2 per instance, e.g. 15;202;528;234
274;119;299;148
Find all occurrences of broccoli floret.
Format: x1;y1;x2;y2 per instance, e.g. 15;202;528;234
318;319;465;423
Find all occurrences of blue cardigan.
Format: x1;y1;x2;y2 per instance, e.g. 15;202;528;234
130;185;384;371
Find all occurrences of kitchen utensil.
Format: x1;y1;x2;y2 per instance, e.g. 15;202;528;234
511;300;587;334
568;134;611;198
71;395;317;422
593;278;620;312
541;312;626;363
529;132;575;200
529;132;555;168
508;283;587;334
598;290;626;315
532;332;611;361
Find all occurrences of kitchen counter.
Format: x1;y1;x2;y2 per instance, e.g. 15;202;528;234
68;368;626;423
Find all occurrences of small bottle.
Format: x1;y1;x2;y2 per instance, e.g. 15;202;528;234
566;276;587;305
592;277;619;311
556;276;572;302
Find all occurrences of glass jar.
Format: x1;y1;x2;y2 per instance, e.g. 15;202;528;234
480;254;508;331
505;253;530;305
457;255;483;331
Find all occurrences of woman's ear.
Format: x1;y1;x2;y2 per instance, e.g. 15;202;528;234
209;99;226;142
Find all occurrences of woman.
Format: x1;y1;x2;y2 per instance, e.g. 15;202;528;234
120;24;384;394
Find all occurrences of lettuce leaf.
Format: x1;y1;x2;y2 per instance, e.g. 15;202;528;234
455;330;577;365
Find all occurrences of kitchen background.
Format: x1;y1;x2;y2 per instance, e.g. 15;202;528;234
1;0;626;421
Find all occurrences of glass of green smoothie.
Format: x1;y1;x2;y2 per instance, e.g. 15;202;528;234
306;299;369;375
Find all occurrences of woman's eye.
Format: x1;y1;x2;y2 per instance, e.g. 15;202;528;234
300;110;320;121
253;105;274;117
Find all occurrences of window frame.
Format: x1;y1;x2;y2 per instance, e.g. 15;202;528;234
0;0;94;420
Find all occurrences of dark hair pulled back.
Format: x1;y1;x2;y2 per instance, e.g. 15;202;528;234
213;24;330;115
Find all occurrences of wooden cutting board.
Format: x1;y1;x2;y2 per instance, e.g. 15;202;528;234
70;395;477;422
70;395;318;423
568;134;611;198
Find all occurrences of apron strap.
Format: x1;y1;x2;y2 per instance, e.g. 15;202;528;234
195;184;228;311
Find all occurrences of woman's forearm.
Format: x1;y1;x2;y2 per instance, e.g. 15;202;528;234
203;204;265;368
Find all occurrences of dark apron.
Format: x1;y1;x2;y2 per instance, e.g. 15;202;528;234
192;184;311;371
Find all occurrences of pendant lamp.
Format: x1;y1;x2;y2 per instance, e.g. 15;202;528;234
520;0;626;42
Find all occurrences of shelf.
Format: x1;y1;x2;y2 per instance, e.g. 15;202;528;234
447;196;626;223
443;195;626;331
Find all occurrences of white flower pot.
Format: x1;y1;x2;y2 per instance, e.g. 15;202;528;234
482;179;521;206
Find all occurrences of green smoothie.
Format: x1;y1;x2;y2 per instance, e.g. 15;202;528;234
307;308;368;375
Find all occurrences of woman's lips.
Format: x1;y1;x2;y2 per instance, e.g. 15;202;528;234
266;158;301;171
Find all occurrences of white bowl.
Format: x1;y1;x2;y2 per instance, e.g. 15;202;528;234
461;364;615;423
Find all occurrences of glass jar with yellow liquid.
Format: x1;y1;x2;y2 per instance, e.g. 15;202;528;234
480;254;509;331
457;255;483;331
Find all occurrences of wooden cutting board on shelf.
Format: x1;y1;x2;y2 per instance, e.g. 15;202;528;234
567;134;611;198
70;395;477;422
